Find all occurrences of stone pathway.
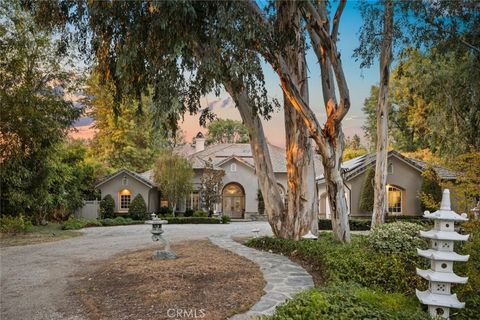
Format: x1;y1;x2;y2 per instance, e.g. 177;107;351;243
209;235;314;319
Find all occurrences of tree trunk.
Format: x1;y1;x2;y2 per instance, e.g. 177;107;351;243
224;82;285;236
372;0;394;228
278;0;318;240
172;202;176;217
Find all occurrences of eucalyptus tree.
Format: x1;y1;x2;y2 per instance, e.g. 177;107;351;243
356;0;479;227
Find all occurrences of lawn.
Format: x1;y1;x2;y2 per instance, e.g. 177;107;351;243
0;223;82;247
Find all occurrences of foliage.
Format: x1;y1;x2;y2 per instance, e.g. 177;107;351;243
343;135;368;161
359;166;375;212
61;217;102;230
99;195;115;219
192;210;209;218
158;206;172;216
418;166;442;212
183;209;194;217
164;217;221;224
247;234;426;295
456;220;480;320
0;215;33;234
206;119;249;145
318;217;431;231
128;194;148;221
0;3;83;223
367;222;426;254
221;215;231;224
263;283;429;320
443;152;480;213
85;73;165;172
362;49;480;157
100;217;142;227
199;158;225;213
153;150;193;216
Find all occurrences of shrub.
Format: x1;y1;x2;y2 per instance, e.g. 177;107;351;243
165;217;221;224
367;221;427;254
128;194;148;220
419;166;442;212
99;194;115;219
62;217;102;230
359;165;375;212
455;220;480;320
246;234;426;295
184;209;194;217
0;215;33;234
221;215;231;224
265;283;429;320
318;219;371;231
158;206;172;215
193;210;208;217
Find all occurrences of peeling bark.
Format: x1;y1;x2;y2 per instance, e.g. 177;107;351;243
372;0;394;228
224;82;285;236
278;0;318;240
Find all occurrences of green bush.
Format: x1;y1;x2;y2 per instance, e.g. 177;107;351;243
62;217;102;230
184;209;194;217
128;194;148;220
99;194;115;219
158;206;172;215
221;215;231;224
318;219;371;231
100;216;143;226
246;234;426;295
165;217;221;224
455;220;480;320
192;210;208;217
359;165;375;212
0;215;33;234
264;283;429;320
419;166;442;212
367;221;427;254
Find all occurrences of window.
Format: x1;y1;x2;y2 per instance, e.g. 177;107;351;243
186;191;200;210
388;163;393;174
387;186;402;213
230;163;237;172
122;176;128;186
119;189;131;210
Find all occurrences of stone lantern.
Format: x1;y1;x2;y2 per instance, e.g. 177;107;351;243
145;213;177;260
416;189;469;319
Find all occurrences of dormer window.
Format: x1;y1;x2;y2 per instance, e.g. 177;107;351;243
230;163;237;172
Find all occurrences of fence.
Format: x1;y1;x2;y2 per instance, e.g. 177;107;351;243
75;200;100;219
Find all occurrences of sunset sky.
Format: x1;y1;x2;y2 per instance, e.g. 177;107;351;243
73;1;380;148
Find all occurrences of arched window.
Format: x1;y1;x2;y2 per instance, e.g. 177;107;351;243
230;163;237;172
119;189;132;211
387;185;402;214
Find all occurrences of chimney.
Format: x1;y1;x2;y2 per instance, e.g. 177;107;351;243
195;132;205;153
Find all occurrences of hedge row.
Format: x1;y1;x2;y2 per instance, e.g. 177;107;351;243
318;216;432;230
164;217;221;224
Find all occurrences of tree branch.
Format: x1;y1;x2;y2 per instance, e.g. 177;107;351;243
331;0;346;43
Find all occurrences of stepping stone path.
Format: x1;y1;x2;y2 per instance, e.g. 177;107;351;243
209;235;314;319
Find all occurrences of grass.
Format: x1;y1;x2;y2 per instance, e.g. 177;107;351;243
0;223;82;247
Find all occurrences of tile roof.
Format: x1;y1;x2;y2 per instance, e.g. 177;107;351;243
316;150;456;183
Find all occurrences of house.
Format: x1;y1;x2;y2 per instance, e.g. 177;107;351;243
316;150;456;219
95;133;289;219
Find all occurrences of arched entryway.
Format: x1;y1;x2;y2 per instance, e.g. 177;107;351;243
222;183;245;218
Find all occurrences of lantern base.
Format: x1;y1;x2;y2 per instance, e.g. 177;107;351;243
152;250;177;260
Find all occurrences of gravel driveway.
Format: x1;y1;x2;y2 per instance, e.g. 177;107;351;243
0;222;272;320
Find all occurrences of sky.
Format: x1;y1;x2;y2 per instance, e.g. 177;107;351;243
72;1;381;148
178;1;380;147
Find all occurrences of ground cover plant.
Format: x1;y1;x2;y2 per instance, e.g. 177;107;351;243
0;220;81;247
248;220;480;319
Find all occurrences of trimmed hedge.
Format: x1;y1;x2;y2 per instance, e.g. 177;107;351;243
62;217;143;230
165;217;221;224
265;283;429;320
318;216;432;230
128;194;148;220
99;195;115;219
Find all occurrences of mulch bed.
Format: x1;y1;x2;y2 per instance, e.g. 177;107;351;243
69;240;265;320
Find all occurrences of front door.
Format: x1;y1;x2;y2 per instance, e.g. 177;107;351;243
222;183;245;218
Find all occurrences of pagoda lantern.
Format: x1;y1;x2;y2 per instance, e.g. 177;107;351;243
416;189;469;319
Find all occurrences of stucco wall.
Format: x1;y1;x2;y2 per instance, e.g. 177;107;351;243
98;173;154;214
349;156;423;217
